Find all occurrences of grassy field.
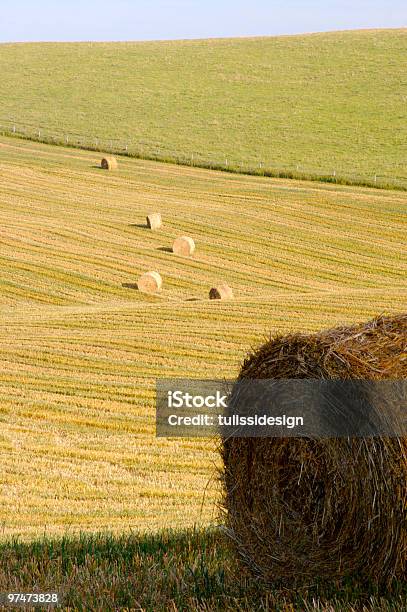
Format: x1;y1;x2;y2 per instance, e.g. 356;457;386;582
0;135;406;545
0;29;406;187
0;529;405;611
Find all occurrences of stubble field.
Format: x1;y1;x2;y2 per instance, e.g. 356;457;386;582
0;135;405;541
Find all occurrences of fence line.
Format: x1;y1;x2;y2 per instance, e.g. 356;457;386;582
0;118;405;192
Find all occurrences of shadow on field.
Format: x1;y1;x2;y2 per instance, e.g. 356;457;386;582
128;223;149;229
0;529;403;611
122;282;138;290
157;246;172;253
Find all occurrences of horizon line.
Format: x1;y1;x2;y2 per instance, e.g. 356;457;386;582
0;26;405;45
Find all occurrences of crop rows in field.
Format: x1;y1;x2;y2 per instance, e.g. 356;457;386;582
0;136;405;539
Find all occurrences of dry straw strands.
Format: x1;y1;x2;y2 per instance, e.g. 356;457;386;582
221;313;407;588
146;213;162;230
173;236;195;257
100;156;118;170
137;271;162;294
209;283;233;300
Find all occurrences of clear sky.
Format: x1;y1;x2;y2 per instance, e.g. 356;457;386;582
0;0;406;43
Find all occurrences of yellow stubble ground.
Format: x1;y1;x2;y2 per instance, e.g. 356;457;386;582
0;136;405;539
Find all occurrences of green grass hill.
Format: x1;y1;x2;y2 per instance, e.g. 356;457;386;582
0;29;406;187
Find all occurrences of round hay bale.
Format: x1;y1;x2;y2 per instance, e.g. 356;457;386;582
173;236;195;257
137;271;162;294
221;314;407;587
101;156;118;170
209;283;233;300
146;213;162;230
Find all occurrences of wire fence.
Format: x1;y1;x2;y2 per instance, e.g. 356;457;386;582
0;117;405;191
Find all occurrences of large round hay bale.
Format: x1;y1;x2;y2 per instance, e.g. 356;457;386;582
173;236;195;257
146;213;162;230
101;156;118;170
209;283;233;300
221;314;406;587
137;271;162;294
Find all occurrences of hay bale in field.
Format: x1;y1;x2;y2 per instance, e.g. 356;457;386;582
209;283;233;300
221;314;407;587
101;156;118;170
137;271;162;294
146;213;162;230
173;236;195;257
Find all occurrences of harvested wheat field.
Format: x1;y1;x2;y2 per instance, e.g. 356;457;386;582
0;135;406;540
